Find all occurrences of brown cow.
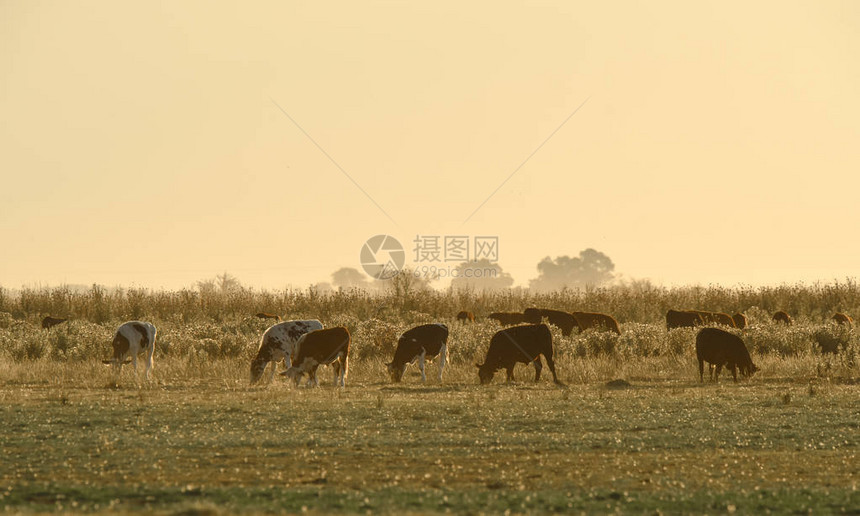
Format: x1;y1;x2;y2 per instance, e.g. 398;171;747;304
477;324;562;385
282;327;350;387
772;311;793;325
696;327;758;383
540;309;580;337
255;312;281;322
41;316;68;329
572;312;621;334
832;313;853;326
522;308;544;324
456;311;475;323
487;312;525;326
386;323;448;383
731;312;747;330
666;309;704;330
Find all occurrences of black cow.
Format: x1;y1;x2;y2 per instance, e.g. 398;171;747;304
386;323;448;383
695;327;759;383
522;308;543;324
477;324;562;385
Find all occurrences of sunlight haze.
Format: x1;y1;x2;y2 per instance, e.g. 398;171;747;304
2;1;859;290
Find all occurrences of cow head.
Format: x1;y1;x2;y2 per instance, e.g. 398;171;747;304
476;363;494;385
386;361;406;382
249;358;267;385
741;362;760;378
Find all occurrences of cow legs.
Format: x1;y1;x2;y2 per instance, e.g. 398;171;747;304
698;359;705;383
714;364;723;383
437;344;447;382
418;351;427;383
533;358;543;382
729;364;738;383
144;348;154;380
506;366;516;383
543;354;561;384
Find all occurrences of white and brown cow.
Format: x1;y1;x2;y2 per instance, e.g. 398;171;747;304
102;321;157;380
281;327;350;387
386;323;448;383
250;319;323;384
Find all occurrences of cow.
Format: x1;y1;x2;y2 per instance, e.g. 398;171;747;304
487;312;525;326
255;312;281;322
666;309;704;330
102;321;157;380
772;311;793;325
282;327;350;387
731;312;748;330
522;308;544;324
456;311;475;323
41;316;68;329
386;323;448;383
832;313;853;326
540;309;580;336
691;311;737;328
476;324;562;385
572;312;621;334
250;319;323;384
695;327;759;383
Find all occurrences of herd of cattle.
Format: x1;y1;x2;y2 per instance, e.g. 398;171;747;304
37;306;854;387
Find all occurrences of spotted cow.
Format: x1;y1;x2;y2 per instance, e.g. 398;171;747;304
102;321;157;380
386;323;448;383
250;319;323;384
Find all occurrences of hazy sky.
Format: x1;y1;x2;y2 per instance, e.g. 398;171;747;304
2;1;859;290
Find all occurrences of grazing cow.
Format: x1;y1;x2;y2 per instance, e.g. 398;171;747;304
695;327;759;383
255;312;281;322
487;312;525;326
476;324;562;385
456;311;475;323
102;321;157;380
386;323;448;383
731;312;748;330
832;313;853;326
772;311;793;325
522;308;544;324
250;319;323;384
572;312;621;334
282;327;350;387
666;309;704;330
41;316;68;329
540;309;580;337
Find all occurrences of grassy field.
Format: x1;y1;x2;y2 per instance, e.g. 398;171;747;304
1;284;859;514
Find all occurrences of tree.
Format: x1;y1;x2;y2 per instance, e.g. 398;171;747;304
331;267;370;290
529;249;615;292
449;259;515;291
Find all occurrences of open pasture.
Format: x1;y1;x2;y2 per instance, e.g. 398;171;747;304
1;284;859;513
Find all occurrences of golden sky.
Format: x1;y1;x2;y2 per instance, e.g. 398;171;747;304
2;1;858;289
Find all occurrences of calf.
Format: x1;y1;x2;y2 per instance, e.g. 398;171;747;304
387;323;448;383
666;309;704;330
832;312;853;326
572;312;621;334
477;324;562;385
102;321;157;380
456;310;475;323
250;319;323;384
772;311;793;325
695;327;759;383
282;327;350;387
487;312;525;326
41;316;68;329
